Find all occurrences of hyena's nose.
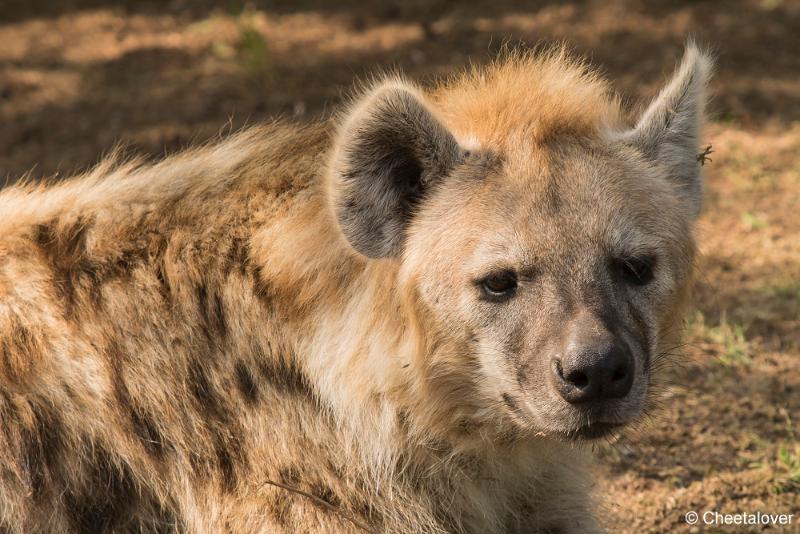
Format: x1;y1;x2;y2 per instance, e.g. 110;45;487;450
551;341;634;404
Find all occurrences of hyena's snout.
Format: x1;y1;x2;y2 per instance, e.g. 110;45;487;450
550;315;634;405
551;338;633;405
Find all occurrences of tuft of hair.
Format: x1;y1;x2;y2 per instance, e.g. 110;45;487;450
623;40;714;217
630;40;714;155
431;44;624;149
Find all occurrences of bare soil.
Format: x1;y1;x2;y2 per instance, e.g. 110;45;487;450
1;1;798;531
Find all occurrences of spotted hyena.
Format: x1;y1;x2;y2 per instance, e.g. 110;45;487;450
0;43;711;533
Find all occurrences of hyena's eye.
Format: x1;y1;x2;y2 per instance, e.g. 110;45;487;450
615;256;656;286
478;270;518;301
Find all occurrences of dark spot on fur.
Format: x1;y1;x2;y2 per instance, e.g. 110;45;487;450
251;266;275;307
185;358;247;492
196;283;227;345
18;403;65;499
225;236;250;276
154;259;172;300
131;410;165;457
64;446;180;532
64;449;135;531
107;342;166;459
34;217;174;317
187;357;223;418
235;361;259;405
255;349;316;401
209;415;247;494
35;219;87;267
214;435;238;493
311;483;341;507
213;293;226;335
1;322;41;381
34;218;94;317
279;466;301;485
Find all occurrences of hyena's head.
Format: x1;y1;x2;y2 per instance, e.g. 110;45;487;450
328;45;712;441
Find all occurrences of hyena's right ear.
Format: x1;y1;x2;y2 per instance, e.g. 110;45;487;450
329;81;462;258
623;43;713;218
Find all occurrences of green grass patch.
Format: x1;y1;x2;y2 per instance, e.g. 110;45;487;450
235;12;273;86
690;311;752;366
773;410;800;494
741;211;768;231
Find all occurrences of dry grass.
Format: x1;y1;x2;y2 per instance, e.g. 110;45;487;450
1;0;798;531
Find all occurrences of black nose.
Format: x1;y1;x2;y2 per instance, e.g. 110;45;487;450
551;342;634;404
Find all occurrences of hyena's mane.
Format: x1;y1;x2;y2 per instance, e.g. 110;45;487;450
431;46;624;149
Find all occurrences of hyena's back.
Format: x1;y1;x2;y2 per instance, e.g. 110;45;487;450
0;123;350;532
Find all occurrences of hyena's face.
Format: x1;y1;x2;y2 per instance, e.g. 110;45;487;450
402;143;695;439
330;46;710;440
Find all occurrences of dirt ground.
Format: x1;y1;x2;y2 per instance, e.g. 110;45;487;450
1;0;798;531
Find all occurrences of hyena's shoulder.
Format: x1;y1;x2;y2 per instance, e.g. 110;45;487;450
0;120;330;315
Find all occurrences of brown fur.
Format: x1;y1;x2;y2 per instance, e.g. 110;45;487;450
0;45;711;533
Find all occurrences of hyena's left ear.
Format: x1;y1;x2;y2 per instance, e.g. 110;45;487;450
329;80;462;258
624;43;713;218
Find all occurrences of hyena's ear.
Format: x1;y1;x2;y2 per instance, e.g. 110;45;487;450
329;81;462;258
625;43;713;218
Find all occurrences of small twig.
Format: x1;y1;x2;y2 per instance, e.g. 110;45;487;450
697;144;714;166
263;479;375;533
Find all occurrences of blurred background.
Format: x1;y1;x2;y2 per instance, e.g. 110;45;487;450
1;1;798;531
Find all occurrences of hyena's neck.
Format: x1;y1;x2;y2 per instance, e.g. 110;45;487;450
256;221;521;530
252;188;482;471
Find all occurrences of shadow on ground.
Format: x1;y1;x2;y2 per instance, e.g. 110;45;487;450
2;0;799;179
